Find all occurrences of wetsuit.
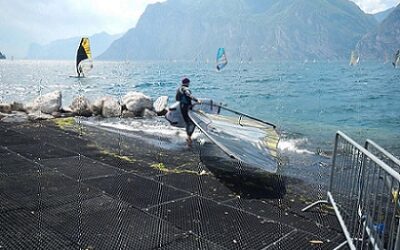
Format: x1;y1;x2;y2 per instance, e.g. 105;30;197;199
175;86;198;136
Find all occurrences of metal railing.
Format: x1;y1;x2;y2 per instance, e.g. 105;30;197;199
303;131;400;250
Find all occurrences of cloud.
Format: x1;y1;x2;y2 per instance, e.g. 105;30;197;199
350;0;399;13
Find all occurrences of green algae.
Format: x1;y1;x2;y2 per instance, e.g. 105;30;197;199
100;150;137;163
53;117;75;129
150;162;209;175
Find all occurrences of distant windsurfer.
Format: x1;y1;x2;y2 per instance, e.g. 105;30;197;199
175;77;200;147
393;50;400;68
76;37;92;77
77;64;84;77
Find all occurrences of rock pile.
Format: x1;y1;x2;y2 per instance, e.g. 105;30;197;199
0;91;169;123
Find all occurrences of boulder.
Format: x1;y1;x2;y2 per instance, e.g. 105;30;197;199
10;101;25;112
31;91;62;114
91;97;106;116
70;96;92;117
121;110;135;118
60;107;73;113
143;108;157;118
122;92;153;115
153;96;169;115
58;107;74;117
102;97;121;118
0;103;12;113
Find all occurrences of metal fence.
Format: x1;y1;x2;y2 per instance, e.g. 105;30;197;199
303;131;400;250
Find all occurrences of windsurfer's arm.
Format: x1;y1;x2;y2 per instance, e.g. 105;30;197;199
183;88;200;103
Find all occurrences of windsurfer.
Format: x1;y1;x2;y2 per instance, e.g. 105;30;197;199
175;77;200;147
77;64;84;77
393;50;400;68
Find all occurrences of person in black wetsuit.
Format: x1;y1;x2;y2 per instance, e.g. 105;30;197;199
175;78;200;147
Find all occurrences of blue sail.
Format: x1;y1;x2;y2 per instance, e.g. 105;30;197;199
216;48;228;71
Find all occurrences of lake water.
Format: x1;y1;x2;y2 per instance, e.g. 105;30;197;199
1;60;399;179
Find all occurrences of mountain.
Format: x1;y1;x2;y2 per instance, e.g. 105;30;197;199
99;0;377;61
357;4;400;60
26;32;122;60
374;7;395;23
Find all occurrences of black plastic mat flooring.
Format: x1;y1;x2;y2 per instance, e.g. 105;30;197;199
158;234;225;250
92;153;163;176
41;195;186;249
85;173;191;209
0;209;76;249
41;156;125;181
148;196;294;249
1;171;101;211
157;173;237;202
0;129;38;146
225;198;342;241
0;151;38;175
7;142;77;160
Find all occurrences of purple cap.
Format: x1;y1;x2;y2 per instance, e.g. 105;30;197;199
182;78;190;85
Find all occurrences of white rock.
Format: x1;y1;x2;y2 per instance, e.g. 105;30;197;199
91;97;106;116
153;96;169;115
122;92;153;115
143;108;156;118
70;96;92;117
102;97;121;118
60;106;73;113
121;110;135;118
31;91;62;114
0;103;12;113
25;102;33;113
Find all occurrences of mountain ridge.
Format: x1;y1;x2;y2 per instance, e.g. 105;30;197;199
374;7;395;23
26;32;122;60
357;4;400;60
99;0;378;61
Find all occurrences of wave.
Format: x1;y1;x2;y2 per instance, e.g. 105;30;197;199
80;118;203;150
278;138;314;155
244;78;273;84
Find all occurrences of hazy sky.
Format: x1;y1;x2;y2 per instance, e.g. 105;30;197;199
0;0;398;57
0;0;167;44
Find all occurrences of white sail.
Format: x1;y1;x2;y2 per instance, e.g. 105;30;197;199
349;51;359;66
